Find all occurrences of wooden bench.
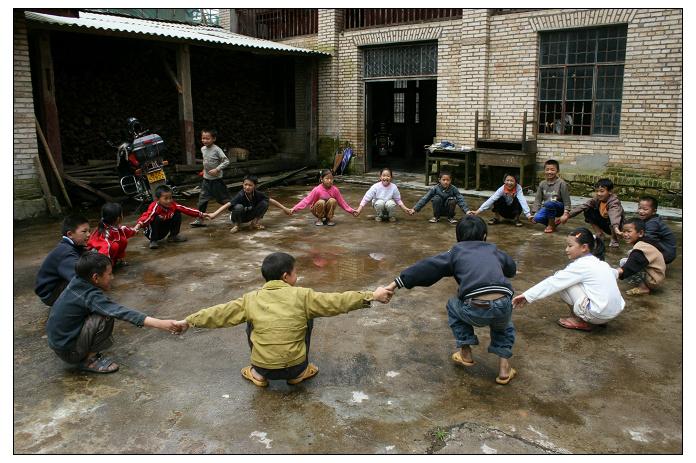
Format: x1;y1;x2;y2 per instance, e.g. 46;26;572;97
424;147;475;189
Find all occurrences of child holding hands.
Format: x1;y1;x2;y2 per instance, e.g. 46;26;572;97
469;173;531;227
289;169;357;226
411;171;469;224
354;167;414;222
174;252;393;387
386;215;519;385
617;217;666;295
87;202;138;267
512;228;624;332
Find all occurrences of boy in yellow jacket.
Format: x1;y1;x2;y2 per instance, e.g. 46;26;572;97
175;252;393;387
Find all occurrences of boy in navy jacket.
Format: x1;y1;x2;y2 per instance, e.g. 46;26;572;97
387;215;518;384
35;215;90;306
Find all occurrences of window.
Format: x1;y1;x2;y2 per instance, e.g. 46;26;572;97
538;25;626;136
364;42;438;80
393;80;406;123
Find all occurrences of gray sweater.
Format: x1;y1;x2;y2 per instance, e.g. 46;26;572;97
201;144;230;180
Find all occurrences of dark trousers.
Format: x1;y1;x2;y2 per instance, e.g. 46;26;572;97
492;196;523;220
231;200;269;225
42;280;68;306
144;211;181;241
246;319;314;380
52;314;115;364
432;196;457;219
583;208;615;235
197;178;231;213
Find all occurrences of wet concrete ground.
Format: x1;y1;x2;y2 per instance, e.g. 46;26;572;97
13;183;682;454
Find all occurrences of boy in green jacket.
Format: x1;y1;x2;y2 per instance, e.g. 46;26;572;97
174;252;393;387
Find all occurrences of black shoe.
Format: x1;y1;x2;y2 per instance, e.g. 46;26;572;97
167;234;188;243
149;241;159;249
190;219;206;228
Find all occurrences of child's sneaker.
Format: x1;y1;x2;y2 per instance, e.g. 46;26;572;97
428;217;439;223
190;219;206;228
388;216;397;223
447;217;457;224
149;241;159;249
167;234;187;243
230;225;240;233
375;216;383;222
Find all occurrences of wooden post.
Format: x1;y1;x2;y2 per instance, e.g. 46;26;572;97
35;116;72;208
33;155;61;217
37;31;63;173
177;44;196;165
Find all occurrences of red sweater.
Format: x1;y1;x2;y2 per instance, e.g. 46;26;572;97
87;225;137;264
137;201;203;227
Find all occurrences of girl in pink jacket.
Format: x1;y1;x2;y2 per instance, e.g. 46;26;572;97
290;169;358;226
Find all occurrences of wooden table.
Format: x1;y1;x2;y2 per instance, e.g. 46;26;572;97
424;147;475;189
475;149;537;190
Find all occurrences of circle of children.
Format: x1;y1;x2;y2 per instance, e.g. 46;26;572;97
34;129;677;386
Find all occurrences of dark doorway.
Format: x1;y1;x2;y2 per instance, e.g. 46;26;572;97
365;79;436;171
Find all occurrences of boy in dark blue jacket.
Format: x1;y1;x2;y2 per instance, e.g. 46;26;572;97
34;215;90;306
637;196;677;264
411;171;469;224
46;252;181;373
387;215;518;384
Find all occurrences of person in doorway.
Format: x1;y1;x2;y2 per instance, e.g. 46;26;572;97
174;252;393;387
530;160;572;233
386;215;519;385
289;169;357;226
191;129;231;227
512;228;624;332
354;167;414;222
35;214;90;306
46;252;181;373
469;173;531;227
137;184;210;249
411;171;469;224
209;174;290;233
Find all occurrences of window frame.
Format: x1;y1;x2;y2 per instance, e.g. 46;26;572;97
537;25;627;137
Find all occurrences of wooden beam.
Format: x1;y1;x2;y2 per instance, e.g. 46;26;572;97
33;155;61;217
35;116;72;208
176;44;196;165
161;54;183;94
63;173;116;202
37;31;64;172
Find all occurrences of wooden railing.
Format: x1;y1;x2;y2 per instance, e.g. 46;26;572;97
236;9;318;40
344;9;462;30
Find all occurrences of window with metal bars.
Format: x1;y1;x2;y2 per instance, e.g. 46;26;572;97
538;25;627;136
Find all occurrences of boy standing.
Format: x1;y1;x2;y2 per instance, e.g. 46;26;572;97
560;178;624;247
174;252;393;387
191;129;231;227
137;184;209;249
618;218;666;295
637;196;677;264
531;160;572;233
411;171;469;224
386;215;518;385
35;215;90;306
46;253;181;373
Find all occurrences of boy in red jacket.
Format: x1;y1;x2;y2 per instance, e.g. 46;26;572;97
137;185;210;249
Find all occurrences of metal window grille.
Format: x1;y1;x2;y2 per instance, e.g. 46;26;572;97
344;8;461;30
364;42;438;79
538;25;627;136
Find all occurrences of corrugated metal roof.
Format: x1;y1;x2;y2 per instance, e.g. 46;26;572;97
25;10;328;56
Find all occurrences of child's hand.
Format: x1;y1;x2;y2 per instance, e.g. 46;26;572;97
511;294;527;309
202;213;212;220
173;320;190;334
558;213;570;224
372;286;394;303
285;207;294;216
354;206;363;216
208;168;220;177
407;208;416;216
385;281;397;292
466;210;476;216
133;223;142;232
144;317;182;333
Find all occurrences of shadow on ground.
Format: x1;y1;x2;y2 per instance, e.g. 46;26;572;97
13;183;683;454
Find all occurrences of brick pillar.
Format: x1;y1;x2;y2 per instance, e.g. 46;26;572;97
13;11;43;204
317;9;342;140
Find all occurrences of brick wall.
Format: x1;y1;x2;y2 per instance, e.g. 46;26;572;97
13;11;43;210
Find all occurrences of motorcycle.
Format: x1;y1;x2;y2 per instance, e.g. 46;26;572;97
112;117;169;211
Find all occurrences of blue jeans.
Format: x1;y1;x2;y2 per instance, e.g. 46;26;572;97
446;296;515;359
533;200;565;225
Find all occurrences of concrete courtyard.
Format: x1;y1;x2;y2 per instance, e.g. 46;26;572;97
12;182;683;454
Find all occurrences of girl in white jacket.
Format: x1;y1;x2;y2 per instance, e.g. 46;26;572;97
512;227;625;331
